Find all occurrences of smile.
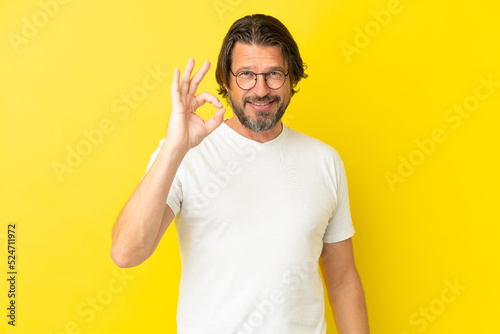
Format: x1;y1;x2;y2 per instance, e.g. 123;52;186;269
249;101;273;106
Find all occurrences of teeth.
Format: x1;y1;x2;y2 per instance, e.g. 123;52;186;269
251;101;272;106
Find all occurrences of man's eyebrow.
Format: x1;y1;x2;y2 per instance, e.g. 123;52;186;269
234;65;287;72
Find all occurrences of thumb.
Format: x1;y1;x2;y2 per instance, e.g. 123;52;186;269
205;107;226;135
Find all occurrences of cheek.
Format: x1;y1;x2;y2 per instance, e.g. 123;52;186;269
282;80;292;98
229;91;247;105
279;87;291;101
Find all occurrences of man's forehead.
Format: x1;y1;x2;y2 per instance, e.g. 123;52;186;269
231;42;286;70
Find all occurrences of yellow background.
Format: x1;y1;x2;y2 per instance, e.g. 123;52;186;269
1;0;499;333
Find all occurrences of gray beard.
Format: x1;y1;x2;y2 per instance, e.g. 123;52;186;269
227;92;290;132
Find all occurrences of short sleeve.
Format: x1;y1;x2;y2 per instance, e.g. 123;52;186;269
142;138;182;216
322;153;355;243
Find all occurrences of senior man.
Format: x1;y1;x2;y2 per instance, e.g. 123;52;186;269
111;13;369;334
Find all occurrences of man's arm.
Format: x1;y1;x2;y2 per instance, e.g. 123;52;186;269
319;237;369;333
110;59;226;268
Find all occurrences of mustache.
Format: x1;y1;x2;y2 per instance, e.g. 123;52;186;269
244;96;280;104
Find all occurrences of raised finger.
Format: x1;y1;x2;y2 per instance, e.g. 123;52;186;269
188;60;210;97
180;58;195;97
171;68;181;106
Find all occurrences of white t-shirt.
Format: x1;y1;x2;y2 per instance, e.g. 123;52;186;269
145;121;355;334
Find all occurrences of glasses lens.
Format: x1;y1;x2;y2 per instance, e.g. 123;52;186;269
237;72;257;90
266;71;286;89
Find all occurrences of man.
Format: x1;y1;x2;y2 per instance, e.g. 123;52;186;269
111;14;369;334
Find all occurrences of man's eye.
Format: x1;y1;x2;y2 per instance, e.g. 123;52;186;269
239;72;253;77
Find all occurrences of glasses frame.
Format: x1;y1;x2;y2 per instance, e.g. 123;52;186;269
229;69;289;90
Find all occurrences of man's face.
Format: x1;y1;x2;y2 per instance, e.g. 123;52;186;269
227;42;292;132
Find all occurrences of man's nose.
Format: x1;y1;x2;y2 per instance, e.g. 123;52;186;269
252;74;271;96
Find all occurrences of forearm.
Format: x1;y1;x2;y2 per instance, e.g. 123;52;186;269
110;145;185;267
328;272;369;334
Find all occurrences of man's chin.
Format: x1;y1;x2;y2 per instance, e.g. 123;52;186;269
242;115;279;132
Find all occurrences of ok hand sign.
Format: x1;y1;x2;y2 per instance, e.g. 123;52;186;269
165;59;226;155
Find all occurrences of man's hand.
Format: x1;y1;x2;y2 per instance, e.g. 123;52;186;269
165;58;226;155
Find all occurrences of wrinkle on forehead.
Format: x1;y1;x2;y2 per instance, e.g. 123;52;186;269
232;42;287;72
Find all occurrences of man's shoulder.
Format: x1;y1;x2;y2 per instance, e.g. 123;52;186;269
285;126;343;161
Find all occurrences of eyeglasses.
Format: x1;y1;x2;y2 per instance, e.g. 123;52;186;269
230;69;289;90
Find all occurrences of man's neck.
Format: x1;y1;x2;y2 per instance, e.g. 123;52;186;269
224;117;283;143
